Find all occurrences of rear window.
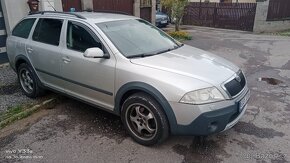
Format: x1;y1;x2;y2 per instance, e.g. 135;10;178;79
32;18;63;46
12;18;36;39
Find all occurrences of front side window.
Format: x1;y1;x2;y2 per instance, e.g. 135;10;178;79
67;21;102;52
12;18;36;39
32;18;63;46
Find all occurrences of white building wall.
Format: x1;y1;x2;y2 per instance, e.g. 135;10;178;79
1;0;62;34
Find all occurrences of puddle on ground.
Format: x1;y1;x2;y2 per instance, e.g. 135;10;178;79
234;122;285;138
258;77;283;85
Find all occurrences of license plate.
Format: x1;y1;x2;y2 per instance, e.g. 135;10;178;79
239;92;250;112
161;20;167;24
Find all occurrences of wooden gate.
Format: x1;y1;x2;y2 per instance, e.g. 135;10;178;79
93;0;134;15
140;8;151;22
183;2;257;31
62;0;82;12
0;1;8;64
140;0;152;22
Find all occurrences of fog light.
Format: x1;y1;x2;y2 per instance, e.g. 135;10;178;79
208;122;218;133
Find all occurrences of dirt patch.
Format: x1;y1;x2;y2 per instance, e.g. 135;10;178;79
234;122;284;138
282;60;290;69
172;136;230;163
232;138;257;150
264;112;290;126
259;77;283;85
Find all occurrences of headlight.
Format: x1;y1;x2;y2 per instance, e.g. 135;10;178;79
180;87;225;105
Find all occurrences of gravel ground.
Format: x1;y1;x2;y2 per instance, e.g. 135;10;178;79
0;64;54;113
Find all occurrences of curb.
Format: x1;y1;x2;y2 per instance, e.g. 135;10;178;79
0;98;59;129
0;63;9;69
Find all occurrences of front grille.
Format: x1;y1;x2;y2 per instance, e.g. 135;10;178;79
224;71;246;97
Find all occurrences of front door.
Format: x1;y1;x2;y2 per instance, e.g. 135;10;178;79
61;20;115;110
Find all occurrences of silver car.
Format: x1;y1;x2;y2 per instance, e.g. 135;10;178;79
6;11;250;146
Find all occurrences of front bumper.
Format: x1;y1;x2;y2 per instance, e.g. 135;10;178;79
156;21;168;27
170;87;250;135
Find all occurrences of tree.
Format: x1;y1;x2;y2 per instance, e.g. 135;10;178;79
161;0;189;31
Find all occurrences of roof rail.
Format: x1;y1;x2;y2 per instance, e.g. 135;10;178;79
29;11;86;19
93;10;130;15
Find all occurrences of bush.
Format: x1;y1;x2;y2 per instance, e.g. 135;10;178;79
167;31;192;40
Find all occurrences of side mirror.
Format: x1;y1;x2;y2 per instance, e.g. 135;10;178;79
84;48;108;59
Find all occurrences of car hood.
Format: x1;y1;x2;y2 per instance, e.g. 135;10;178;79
130;45;239;85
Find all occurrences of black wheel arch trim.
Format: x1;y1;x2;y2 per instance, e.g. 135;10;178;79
14;55;45;89
115;82;179;134
14;55;33;70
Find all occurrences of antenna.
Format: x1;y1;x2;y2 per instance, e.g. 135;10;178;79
46;0;57;11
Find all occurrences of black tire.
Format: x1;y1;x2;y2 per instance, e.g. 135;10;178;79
17;63;45;98
121;92;169;146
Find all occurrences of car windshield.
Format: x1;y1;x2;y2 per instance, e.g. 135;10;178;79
96;19;180;58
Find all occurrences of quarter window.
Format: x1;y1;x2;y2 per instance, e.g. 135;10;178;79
67;21;102;52
12;18;36;39
32;18;63;46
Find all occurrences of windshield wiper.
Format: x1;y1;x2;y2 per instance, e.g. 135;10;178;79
127;46;180;59
156;46;179;55
127;53;156;59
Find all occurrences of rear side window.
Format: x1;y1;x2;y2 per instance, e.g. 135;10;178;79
67;21;102;52
12;18;36;39
32;18;63;46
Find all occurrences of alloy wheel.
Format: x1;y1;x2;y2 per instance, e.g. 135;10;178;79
125;103;157;141
19;68;34;94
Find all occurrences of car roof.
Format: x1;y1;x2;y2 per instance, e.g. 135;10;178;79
77;12;137;23
27;11;137;23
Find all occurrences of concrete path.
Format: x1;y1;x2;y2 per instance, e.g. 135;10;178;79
0;27;290;163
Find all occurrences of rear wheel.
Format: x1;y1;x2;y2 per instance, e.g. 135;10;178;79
121;92;169;146
17;63;44;98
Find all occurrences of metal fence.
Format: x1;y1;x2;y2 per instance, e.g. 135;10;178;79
0;1;8;64
267;0;290;21
182;2;257;31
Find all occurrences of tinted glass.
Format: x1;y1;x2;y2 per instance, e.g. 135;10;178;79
67;21;102;52
12;18;36;39
32;18;63;46
97;19;179;57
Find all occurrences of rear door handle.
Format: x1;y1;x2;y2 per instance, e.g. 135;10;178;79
27;47;33;53
62;57;71;63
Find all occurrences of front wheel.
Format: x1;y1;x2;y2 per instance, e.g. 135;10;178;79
121;93;169;146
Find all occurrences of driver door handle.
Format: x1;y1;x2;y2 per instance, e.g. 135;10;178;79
62;57;71;63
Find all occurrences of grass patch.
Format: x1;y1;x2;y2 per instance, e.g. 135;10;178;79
273;29;290;37
0;105;24;122
167;31;192;41
0;98;58;129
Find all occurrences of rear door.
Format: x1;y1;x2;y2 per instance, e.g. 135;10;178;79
6;18;36;67
26;18;65;91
